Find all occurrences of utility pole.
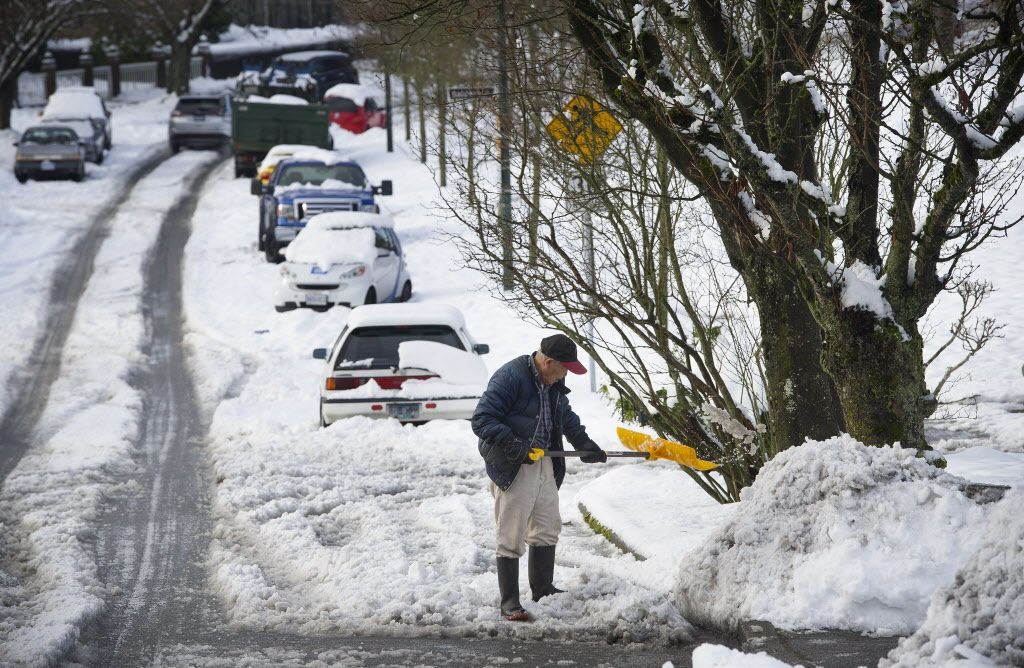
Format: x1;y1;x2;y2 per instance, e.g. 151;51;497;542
385;69;393;152
497;0;513;290
572;176;598;392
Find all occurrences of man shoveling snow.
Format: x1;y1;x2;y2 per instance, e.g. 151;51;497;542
472;334;607;621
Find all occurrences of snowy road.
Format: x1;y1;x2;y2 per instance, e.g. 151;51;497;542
0;148;169;482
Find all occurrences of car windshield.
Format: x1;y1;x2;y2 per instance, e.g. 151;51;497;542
177;98;222;115
337;326;464;369
276;163;366;188
21;127;78;144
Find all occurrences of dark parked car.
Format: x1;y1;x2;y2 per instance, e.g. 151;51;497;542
260;51;358;101
13;125;87;183
169;94;232;151
44;118;105;163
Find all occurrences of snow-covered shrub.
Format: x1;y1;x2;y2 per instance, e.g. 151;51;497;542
674;435;990;634
880;488;1024;667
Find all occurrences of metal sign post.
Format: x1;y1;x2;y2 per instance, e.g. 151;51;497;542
570;176;597;392
548;97;622;394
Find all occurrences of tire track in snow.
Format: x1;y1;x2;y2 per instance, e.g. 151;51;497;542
0;147;169;482
74;154;226;665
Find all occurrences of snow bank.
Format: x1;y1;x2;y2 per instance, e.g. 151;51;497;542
283;226;375;267
881;487;1024;667
692;644;795;667
243;93;309;105
209;24;357;56
577;465;737;562
675;435;990;634
398;340;487;385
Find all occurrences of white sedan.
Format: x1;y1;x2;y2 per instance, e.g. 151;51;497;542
275;211;412;311
313;304;490;426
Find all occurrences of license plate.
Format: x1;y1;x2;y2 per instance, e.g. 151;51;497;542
306;293;328;306
40;160;55;171
387;403;421;420
193;115;206;121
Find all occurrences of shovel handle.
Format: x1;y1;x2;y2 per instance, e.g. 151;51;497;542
528;448;649;461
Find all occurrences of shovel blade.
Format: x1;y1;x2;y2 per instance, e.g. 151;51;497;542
616;426;720;471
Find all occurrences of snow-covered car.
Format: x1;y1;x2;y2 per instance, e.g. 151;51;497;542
13;125;87;182
40;87;112;149
313;304;490;426
323;83;387;134
260;51;358;101
42;118;104;163
253;143;314;188
169;94;232;151
276;211;411;311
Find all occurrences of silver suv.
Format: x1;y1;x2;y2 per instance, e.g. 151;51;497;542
169;94;231;152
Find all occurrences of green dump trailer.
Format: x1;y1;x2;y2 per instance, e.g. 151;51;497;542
230;100;332;177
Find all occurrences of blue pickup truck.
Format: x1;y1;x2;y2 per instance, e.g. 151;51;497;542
254;157;393;262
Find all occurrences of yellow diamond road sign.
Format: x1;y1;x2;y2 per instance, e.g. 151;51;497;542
546;95;622;163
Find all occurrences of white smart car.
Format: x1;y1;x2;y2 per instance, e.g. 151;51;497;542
313;304;490;426
275;211;412;311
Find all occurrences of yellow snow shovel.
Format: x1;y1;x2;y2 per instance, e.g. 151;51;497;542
526;426;719;471
615;426;719;471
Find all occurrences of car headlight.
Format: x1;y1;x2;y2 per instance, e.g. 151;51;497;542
340;264;366;278
277;203;296;219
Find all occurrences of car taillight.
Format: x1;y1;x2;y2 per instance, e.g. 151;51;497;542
325;377;368;390
172;110;182;117
373;375;436;390
425;403;437;409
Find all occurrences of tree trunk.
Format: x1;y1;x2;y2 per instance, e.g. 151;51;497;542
747;261;846;454
821;314;933;449
167;40;193;95
0;76;15;130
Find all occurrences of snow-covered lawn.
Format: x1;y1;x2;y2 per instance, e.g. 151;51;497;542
0;150;219;663
0;91;178;418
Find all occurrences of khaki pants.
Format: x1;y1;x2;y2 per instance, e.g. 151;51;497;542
490;456;561;558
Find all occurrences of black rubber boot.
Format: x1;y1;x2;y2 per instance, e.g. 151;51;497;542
497;557;529;621
529;544;565;602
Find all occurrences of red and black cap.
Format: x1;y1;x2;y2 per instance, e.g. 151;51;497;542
540;334;587;375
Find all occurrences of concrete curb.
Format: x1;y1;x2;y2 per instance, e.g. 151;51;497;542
577;502;646;561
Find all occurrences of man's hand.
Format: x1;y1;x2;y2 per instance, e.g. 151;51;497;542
580;443;607;463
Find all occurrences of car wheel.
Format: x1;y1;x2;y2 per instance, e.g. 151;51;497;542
72;165;85;182
363;287;377;305
275;303;296;313
94;149;104;165
319;403;328;428
399;280;412;302
265;234;282;263
234;165;243;178
169;141;180;154
15;173;27;184
257;223;265;252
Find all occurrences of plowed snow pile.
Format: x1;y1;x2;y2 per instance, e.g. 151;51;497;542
675;435;989;634
881;488;1024;667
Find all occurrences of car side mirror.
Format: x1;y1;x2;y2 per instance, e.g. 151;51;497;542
250;178;262;195
12;140;18;146
373;180;393;196
473;344;490;355
265;185;274;195
312;348;328;360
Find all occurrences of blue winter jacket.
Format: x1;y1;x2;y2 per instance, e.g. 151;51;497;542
472;354;600;491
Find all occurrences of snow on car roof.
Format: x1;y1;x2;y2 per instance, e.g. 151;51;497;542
276;148;357;165
323;83;383;104
276;50;348;61
305;211;395;231
41;89;106;120
347;304;467;330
